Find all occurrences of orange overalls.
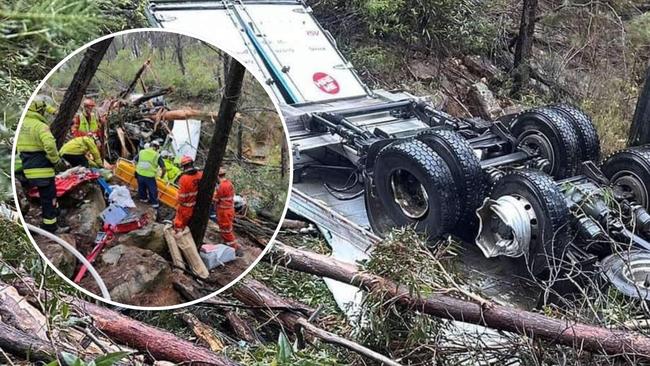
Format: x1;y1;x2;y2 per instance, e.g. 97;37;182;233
174;170;203;229
213;179;237;246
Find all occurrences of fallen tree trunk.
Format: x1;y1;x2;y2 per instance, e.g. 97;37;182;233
268;241;650;359
0;321;58;362
12;278;238;365
226;311;260;345
219;277;402;366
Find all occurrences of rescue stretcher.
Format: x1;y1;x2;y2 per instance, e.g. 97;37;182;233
113;158;179;208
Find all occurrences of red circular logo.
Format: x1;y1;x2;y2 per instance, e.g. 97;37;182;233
313;72;340;94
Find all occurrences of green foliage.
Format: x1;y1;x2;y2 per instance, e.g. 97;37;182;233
354;228;459;362
332;0;498;55
627;11;650;54
0;0;147;204
226;341;343;365
48;40;224;103
228;164;288;218
48;351;130;366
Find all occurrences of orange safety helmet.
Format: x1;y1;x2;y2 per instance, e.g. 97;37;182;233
180;155;194;167
83;98;96;108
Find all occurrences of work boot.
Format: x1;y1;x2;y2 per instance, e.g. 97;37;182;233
55;225;71;234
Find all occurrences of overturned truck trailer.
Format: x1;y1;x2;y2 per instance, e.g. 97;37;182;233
147;0;650;312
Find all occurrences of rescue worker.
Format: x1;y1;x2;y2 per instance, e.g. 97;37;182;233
213;167;242;256
161;151;182;184
174;156;202;229
17;95;68;233
134;140;165;208
59;134;103;168
72;98;104;139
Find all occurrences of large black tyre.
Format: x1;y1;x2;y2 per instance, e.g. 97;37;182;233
488;170;572;276
550;104;600;162
601;146;650;210
416;128;485;225
509;107;581;179
372;139;459;238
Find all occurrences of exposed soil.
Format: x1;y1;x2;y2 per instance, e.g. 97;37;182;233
21;179;268;307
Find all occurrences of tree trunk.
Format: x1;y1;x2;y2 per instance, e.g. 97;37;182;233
219;277;402;366
226;311;260;344
176;34;186;75
237;122;243;159
12;278;238;365
629;66;650;146
268;241;650;359
189;57;246;245
50;38;113;147
511;0;538;99
0;321;58;362
119;59;151;99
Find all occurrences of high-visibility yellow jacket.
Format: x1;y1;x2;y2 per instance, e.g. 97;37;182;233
162;158;182;183
136;148;161;178
60;136;102;167
16;111;60;179
78;112;100;133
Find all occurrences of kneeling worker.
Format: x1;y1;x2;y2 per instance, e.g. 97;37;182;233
17;96;68;233
59;134;103;168
174;156;202;229
213;167;242;256
134;140;165;208
161;151;182;184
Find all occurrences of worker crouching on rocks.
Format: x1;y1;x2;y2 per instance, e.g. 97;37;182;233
134;140;165;209
17;96;69;233
174;156;202;229
213;167;242;256
60;134;103;168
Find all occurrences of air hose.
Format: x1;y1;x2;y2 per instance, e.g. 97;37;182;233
26;223;111;300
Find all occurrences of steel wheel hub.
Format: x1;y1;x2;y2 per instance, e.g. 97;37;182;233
389;169;429;219
519;132;555;173
475;195;538;258
612;171;648;208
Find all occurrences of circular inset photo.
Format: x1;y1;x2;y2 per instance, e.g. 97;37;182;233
12;29;291;309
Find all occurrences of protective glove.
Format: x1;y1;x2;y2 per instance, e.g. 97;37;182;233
54;159;68;173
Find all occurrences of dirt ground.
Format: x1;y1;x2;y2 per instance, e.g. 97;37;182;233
20;179;268;307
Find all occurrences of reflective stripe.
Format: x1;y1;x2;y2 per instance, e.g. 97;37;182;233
217;195;235;209
178;191;198;198
180;202;196;207
24;167;55;179
136;149;160;177
221;227;233;233
42;217;57;224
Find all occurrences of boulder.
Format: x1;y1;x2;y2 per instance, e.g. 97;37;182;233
85;245;169;304
36;233;77;278
70;185;106;242
409;59;437;82
468;82;503;120
116;222;167;255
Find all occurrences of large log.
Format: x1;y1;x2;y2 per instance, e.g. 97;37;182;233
219;277;402;366
268;241;650;359
0;321;57;362
12;278;238;365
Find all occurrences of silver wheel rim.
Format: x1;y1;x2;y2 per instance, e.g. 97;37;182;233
475;194;538;258
389;169;429;219
622;258;650;289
